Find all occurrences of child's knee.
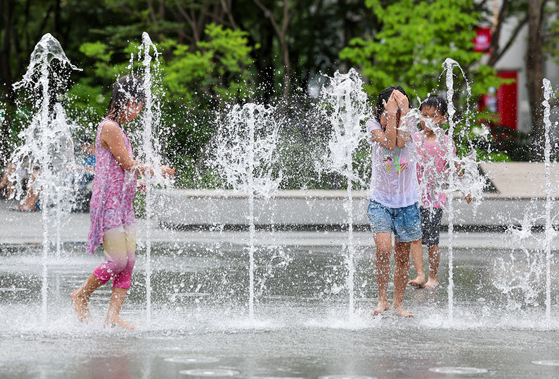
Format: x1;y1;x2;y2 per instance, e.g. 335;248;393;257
393;245;410;259
112;261;134;289
375;250;391;263
112;276;132;289
394;252;410;266
111;255;130;273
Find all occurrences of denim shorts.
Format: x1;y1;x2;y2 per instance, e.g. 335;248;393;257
420;207;443;246
367;200;422;243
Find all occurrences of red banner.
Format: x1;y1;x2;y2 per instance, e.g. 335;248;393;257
473;27;492;53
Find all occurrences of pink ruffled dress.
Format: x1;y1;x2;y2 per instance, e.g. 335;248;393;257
413;131;456;208
86;119;137;255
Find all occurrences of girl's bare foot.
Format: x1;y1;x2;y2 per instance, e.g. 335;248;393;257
391;305;414;317
408;274;425;287
424;278;439;288
372;301;390;315
105;316;135;330
71;288;92;322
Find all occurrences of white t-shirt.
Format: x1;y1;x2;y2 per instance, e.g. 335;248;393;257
367;118;418;208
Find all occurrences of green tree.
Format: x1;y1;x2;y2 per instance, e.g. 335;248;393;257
67;23;257;183
159;23;257;178
339;0;506;161
484;0;558;161
0;0;117;166
160;23;256;105
340;0;500;100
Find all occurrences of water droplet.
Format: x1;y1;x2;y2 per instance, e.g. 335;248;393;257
532;360;559;366
165;357;220;364
180;369;239;376
428;367;488;374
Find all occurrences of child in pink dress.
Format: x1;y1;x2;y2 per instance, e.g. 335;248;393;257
408;95;471;289
71;75;174;329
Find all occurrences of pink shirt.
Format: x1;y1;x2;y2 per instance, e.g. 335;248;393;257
367;119;418;208
414;131;455;208
86;119;137;255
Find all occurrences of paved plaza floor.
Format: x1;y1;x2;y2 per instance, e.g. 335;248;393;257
0;198;547;250
2;197;559;378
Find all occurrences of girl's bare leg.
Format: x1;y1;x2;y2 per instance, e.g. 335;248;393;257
408;239;425;287
71;273;103;322
103;226;136;329
392;241;413;317
105;287;135;330
373;232;392;314
424;244;440;288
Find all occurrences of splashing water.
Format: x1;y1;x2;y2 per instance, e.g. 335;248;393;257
134;32;171;323
491;79;558;323
10;33;81;324
409;58;485;321
210;103;283;319
442;59;486;321
493;209;546;311
7;35;559;334
542;78;556;323
442;58;460;322
318;69;368;318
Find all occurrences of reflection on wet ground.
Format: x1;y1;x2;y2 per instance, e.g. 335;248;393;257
1;237;559;378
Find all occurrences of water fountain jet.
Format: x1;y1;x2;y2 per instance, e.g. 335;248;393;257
319;69;367;318
211;103;282;319
135;32;169;324
10;33;81;324
440;58;485;322
542;78;556;324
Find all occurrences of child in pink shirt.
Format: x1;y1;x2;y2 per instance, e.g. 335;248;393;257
408;95;471;288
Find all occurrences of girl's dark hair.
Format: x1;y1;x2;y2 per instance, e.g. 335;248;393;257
374;85;410;121
106;75;145;122
420;95;448;116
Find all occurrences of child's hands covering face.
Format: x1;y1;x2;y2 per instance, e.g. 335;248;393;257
392;90;409;113
383;91;399;117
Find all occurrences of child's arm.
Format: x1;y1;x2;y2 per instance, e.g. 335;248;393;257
455;163;474;204
101;121;174;178
370;92;399;150
450;137;464;179
450;140;473;204
394;91;411;149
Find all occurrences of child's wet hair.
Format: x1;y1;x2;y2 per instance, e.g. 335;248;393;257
106;75;145;122
420;95;448;116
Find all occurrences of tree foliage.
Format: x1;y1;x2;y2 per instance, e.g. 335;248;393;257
161;23;256;105
339;0;510;162
340;0;501;100
1;0;542;182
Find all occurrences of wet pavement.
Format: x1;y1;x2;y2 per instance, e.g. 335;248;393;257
2;198;559;378
1;232;559;378
3;323;559;379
